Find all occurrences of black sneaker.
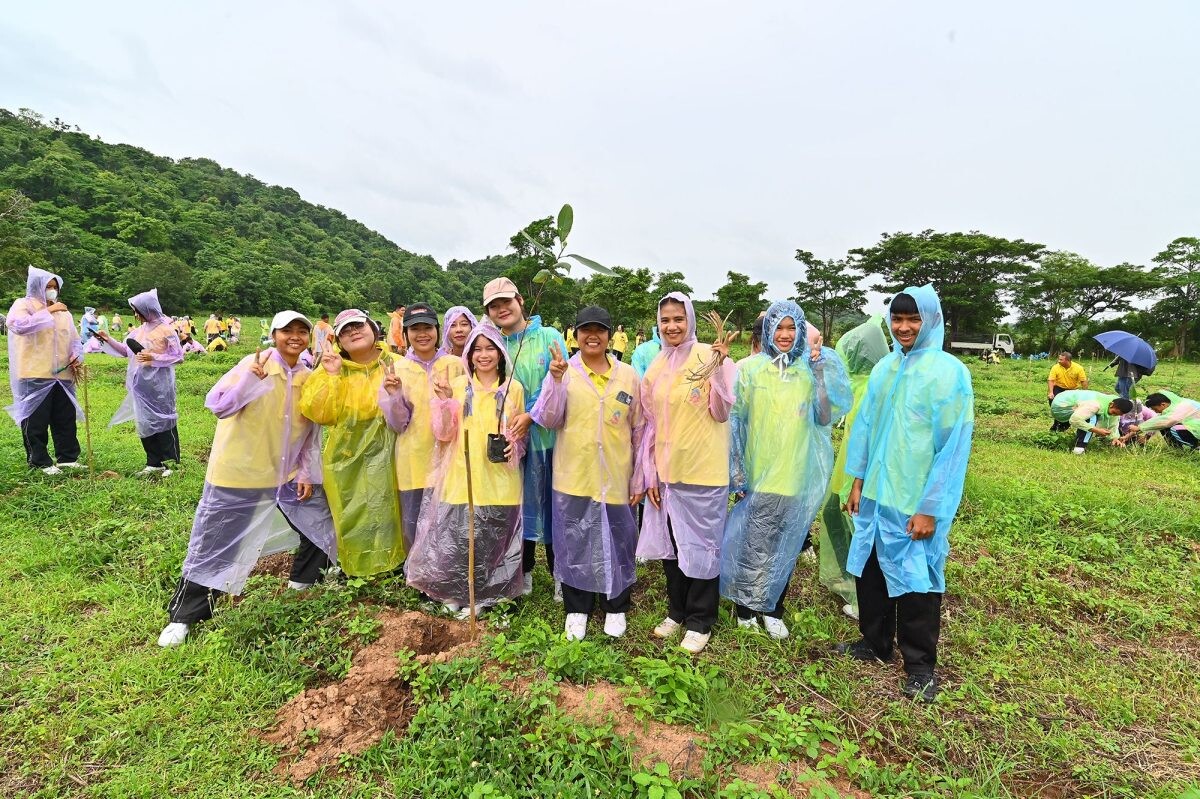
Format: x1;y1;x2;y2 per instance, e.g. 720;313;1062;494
833;639;893;664
902;672;939;703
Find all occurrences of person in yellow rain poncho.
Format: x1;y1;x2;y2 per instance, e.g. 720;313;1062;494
300;309;409;577
531;306;645;641
818;315;890;620
721;300;852;640
406;323;528;618
636;292;736;655
393;302;466;549
156;312;338;647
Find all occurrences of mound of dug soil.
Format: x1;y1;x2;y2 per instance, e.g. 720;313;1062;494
263;610;476;782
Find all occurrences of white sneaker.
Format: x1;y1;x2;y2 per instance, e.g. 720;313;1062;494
842;604;859;620
41;465;62;475
680;630;711;654
653;617;682;638
160;469;173;478
565;613;588;641
157;622;190;647
443;601;461;613
553;580;563;603
800;548;817;563
737;617;760;630
522;573;534;596
287;580;313;591
138;466;166;477
763;617;790;640
1072;447;1085;455
58;461;88;470
603;612;627;638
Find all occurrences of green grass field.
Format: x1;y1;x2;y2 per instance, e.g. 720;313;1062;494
1;325;1198;799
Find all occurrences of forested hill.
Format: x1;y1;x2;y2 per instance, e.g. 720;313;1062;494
0;108;509;315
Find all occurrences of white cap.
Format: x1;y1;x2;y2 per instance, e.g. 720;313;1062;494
269;310;312;333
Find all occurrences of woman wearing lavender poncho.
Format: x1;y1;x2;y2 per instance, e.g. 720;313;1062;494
96;289;184;476
157;312;337;648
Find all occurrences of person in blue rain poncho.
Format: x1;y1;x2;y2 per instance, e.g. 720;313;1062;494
838;285;974;703
720;301;852;640
630;326;662;378
483;276;568;600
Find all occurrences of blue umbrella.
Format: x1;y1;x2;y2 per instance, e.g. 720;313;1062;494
1093;330;1157;372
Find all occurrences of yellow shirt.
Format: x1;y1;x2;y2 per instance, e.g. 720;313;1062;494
612;331;629;353
204;318;221;335
582;356;613;391
394;354;466;491
1049;362;1087;389
643;342;730;487
553;359;640;504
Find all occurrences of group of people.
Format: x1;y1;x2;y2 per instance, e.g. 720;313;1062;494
1046;351;1200;453
6;266;974;702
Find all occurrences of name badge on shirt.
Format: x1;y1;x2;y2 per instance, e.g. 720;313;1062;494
616;391;633;407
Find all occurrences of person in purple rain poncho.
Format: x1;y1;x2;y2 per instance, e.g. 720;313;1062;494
437;305;479;360
5;266;86;475
157;311;338;647
95;289;184;477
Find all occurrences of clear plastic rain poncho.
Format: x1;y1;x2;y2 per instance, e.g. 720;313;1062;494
720;301;852;612
299;342;409;577
4;267;84;424
406;324;528;606
436;306;479;359
106;289;184;438
181;348;337;595
394;344;466;550
630;326;662;378
499;314;567;544
80;307;99;344
531;352;644;599
845;285;974;597
1135;390;1200;436
819;315;890;610
1049;390;1120;435
635;293;736;579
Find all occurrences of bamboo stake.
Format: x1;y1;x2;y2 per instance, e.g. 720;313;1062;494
463;429;478;639
80;363;94;472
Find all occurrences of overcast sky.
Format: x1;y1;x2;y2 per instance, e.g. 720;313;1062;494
3;2;1197;310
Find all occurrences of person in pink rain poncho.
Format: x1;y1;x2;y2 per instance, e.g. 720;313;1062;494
95;289;184;476
157;311;338;647
637;292;735;654
5;266;86;474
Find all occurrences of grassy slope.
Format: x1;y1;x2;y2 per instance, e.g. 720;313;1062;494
0;330;1197;799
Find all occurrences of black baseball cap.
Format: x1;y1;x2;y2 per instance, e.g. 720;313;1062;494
403;303;438;328
575;305;613;331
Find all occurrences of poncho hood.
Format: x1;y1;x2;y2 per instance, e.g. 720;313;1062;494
128;289;166;324
26;266;63;300
761;300;808;365
890;283;944;354
836;315;890;375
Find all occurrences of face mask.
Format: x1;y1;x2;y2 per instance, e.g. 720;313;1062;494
45;289;58;302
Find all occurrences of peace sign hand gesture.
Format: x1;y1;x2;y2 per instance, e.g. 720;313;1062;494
548;342;568;381
432;367;453;400
249;348;269;380
321;343;342;376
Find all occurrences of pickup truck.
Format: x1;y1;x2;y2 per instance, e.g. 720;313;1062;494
949;333;1014;356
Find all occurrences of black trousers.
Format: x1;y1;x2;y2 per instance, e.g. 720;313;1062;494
1049;385;1070;431
141;426;180;467
1074;428;1091;449
1166;428;1200;450
168;512;330;623
734;565;795;620
21;383;80;468
662;518;719;634
561;582;632;614
856;546;941;675
522;539;556;576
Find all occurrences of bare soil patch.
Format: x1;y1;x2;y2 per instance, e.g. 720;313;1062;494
248;553;293;580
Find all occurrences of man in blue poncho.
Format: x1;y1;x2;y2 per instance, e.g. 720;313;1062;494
630;325;662;378
838;285;974;703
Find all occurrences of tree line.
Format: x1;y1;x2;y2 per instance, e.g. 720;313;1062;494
1;108;1196;356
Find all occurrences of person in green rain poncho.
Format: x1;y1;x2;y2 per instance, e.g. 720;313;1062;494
1118;391;1200;449
838;286;974;703
818;315;890;621
482;277;568;600
720;300;852;640
1049;389;1131;454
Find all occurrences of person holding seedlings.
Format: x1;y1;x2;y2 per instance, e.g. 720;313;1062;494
1120;391;1200;449
437;306;479;359
393;302;467;549
96;289;185;477
531;306;644;640
406;323;527;617
5;266;86;474
818;315;891;620
1049;389;1131;453
637;292;735;654
838;285;974;703
721;300;852;639
483;276;568;599
300;308;408;577
157;311;338;647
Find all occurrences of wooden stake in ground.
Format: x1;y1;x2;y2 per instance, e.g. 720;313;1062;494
463;430;478;639
80;363;94;472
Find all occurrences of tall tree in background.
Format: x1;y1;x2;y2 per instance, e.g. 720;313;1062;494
121;252;193;313
1011;251;1161;353
651;270;693;300
714;270;768;330
849;230;1045;346
1150;237;1200;356
0;188;37;287
791;250;866;341
580;266;656;328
